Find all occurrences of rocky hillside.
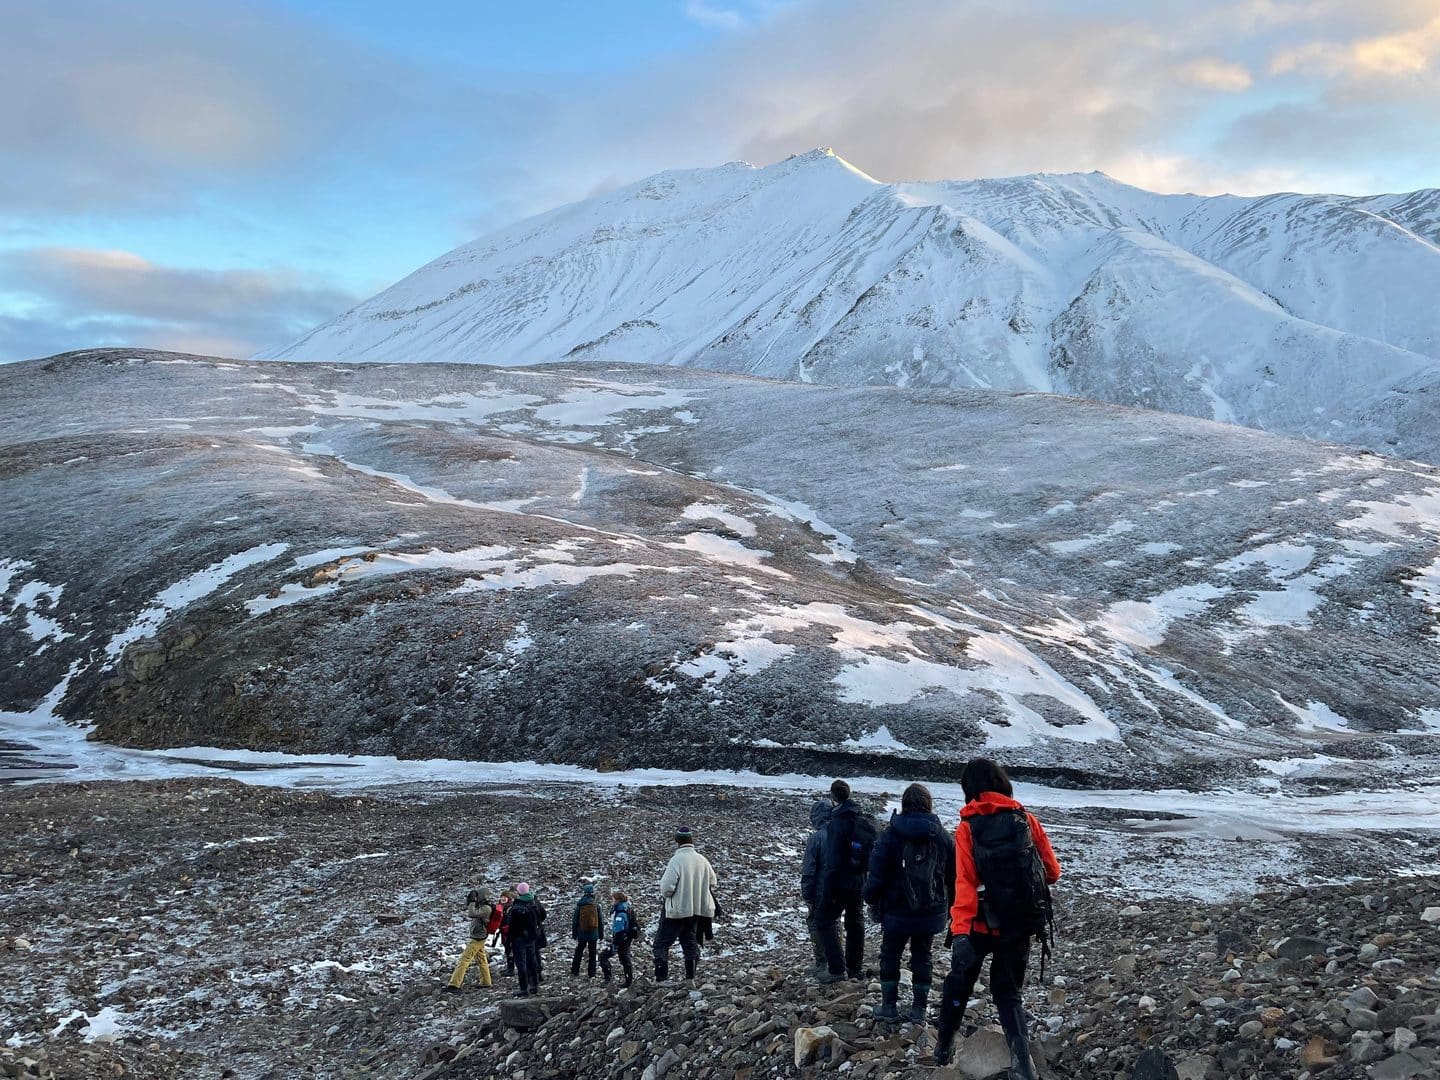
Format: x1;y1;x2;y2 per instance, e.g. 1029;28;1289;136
258;150;1440;463
3;350;1439;788
2;778;1436;1080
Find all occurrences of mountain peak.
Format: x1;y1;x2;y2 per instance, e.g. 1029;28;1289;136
771;146;879;184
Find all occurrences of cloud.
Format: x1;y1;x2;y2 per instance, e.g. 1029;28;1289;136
468;0;1440;215
0;247;357;362
0;0;531;219
685;1;747;31
1181;58;1255;91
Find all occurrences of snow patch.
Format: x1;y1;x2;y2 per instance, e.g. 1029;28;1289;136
108;543;289;657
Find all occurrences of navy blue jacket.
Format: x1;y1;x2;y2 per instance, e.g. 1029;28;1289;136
800;800;831;904
862;810;955;936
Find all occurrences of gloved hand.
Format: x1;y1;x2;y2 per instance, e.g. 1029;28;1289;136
867;906;882;924
950;935;977;970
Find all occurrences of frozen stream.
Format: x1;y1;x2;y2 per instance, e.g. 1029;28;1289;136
4;680;1438;844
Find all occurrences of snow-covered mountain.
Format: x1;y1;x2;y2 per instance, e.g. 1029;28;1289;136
262;149;1440;462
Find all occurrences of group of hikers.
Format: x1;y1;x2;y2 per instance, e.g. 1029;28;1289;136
447;758;1059;1077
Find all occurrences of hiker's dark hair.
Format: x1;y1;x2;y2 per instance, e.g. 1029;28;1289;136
900;783;933;815
830;779;851;802
960;758;1013;803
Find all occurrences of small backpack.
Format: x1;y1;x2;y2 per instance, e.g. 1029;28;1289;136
611;903;630;936
968;809;1055;971
842;813;879;887
578;899;599;934
507;900;537;940
486;902;505;936
898;826;947;913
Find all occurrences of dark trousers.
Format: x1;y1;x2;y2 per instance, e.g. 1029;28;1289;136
600;933;634;983
943;932;1031;1011
879;930;935;987
805;902;826;965
571;939;597;977
818;889;865;976
653;916;700;981
512;939;540;994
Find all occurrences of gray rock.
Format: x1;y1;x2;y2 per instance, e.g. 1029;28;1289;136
1274;936;1330;960
951;1028;1013;1079
1370;1049;1439;1080
1131;1047;1180;1080
1348;1008;1380;1030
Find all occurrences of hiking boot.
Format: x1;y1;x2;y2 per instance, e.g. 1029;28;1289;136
848;967;872;982
442;985;461;995
816;970;847;985
909;982;930;1025
934;985;964;1067
875;981;901;1024
998;1003;1037;1080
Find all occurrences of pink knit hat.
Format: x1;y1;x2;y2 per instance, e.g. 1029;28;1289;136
515;881;531;896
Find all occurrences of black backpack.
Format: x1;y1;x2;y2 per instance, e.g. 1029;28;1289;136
507;900;538;940
841;812;879;888
898;826;948;913
968;809;1054;964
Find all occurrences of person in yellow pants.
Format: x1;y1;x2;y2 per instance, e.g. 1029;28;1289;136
446;888;495;991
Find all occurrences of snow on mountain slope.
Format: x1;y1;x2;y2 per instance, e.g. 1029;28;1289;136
261;148;1440;461
5;351;1440;792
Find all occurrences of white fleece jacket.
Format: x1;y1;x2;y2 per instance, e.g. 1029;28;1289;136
658;844;718;919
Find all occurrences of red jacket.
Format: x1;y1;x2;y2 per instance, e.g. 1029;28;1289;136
949;792;1061;936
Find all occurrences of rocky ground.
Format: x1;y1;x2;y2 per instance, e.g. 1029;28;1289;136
2;778;1437;1080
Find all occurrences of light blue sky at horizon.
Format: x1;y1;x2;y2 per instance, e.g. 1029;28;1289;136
2;0;1437;360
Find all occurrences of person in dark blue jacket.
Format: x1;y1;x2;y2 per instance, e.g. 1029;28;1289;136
800;799;832;975
862;783;956;1024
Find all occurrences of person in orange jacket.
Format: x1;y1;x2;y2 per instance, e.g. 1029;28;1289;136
933;759;1060;1079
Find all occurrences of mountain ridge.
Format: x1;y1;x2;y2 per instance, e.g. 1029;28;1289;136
260;150;1440;461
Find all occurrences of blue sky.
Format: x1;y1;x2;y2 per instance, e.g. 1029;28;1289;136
2;0;1438;360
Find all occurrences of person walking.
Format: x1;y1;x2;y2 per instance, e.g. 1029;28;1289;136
800;799;832;976
814;779;878;983
445;888;495;992
934;759;1061;1079
653;826;717;984
504;882;548;997
571;883;605;979
600;890;641;987
493;888;515;976
862;783;954;1024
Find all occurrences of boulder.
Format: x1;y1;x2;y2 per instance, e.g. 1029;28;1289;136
1274;936;1330;960
793;1026;843;1068
951;1028;1013;1079
1131;1047;1180;1080
1370;1049;1440;1080
500;995;575;1031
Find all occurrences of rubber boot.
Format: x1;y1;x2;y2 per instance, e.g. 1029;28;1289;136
909;982;930;1025
683;953;697;982
998;1003;1038;1080
875;981;900;1024
934;977;966;1066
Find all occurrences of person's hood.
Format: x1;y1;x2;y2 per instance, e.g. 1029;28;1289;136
517;892;536;902
960;791;1025;819
809;800;833;829
582;884;595;895
830;798;859;820
474;888;490;904
888;809;944;838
